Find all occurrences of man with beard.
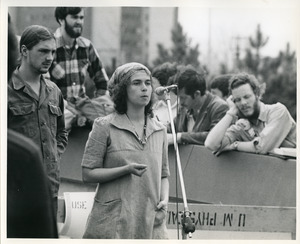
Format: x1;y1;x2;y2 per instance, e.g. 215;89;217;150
205;73;296;155
8;25;68;215
49;7;109;130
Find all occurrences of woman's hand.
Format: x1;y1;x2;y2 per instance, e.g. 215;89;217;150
156;200;168;211
82;164;147;183
127;163;147;177
154;200;168;226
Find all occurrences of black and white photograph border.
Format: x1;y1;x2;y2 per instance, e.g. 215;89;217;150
1;0;299;244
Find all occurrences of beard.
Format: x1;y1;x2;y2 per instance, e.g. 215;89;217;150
239;98;260;120
64;21;82;38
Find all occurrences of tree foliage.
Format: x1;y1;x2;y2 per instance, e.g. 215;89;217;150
243;24;269;76
261;43;296;119
153;22;200;69
247;26;296;119
220;25;296;119
156;22;296;119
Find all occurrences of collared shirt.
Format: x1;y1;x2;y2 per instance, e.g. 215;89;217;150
219;102;296;154
82;112;169;238
49;28;107;101
171;92;228;145
186;111;195;132
8;69;68;197
152;99;178;126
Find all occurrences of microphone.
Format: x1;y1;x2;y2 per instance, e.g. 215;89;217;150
155;84;177;96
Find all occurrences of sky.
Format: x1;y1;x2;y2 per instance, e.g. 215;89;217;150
2;0;299;68
178;3;298;71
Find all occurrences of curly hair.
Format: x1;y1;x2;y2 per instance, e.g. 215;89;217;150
229;73;260;97
108;63;154;115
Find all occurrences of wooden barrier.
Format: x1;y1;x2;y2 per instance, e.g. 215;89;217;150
57;196;296;239
59;127;296;239
167;203;295;234
168;145;296;207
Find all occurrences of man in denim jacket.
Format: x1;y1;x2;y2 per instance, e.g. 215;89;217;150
8;25;68;214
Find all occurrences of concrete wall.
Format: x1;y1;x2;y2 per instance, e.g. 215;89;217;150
8;6;176;73
90;7;121;71
8;7;92;39
148;7;176;65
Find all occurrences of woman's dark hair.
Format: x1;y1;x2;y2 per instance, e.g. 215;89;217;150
229;73;260;96
54;7;83;24
108;63;153;115
19;25;55;53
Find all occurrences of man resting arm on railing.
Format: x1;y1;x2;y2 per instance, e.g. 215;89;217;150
205;73;296;155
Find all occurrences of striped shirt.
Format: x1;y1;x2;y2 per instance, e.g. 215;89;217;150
49;28;107;101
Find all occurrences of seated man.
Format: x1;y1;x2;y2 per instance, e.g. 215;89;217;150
205;73;296;155
168;66;228;145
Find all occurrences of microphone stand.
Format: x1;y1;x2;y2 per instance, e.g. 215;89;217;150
163;91;195;239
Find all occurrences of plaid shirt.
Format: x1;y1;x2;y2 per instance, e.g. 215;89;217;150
49;28;107;101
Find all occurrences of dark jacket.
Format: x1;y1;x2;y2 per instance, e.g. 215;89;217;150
173;92;228;145
7;129;58;238
8;69;68;197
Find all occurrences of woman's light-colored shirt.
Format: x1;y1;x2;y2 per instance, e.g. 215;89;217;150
82;112;169;239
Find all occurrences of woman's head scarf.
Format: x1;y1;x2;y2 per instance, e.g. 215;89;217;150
108;62;151;97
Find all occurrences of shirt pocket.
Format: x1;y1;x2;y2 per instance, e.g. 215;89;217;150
48;103;62;136
83;199;122;239
9;103;37;137
10;103;35;116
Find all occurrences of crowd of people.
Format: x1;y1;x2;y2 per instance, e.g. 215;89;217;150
7;7;296;239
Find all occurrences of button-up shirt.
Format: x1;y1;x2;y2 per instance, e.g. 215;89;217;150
8;69;68;197
152;99;178;126
219;102;296;154
49;28;107;101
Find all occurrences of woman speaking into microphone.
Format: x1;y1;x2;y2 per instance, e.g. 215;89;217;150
81;62;170;239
